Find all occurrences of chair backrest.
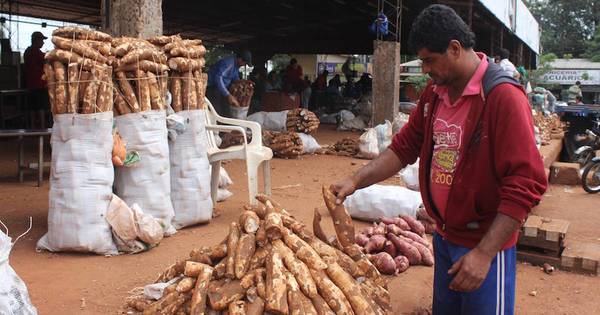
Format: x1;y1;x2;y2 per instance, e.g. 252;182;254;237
203;98;220;150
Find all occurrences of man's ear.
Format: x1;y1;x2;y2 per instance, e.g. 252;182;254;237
447;40;463;58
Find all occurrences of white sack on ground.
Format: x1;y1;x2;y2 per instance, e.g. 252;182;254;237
1;227;37;315
344;184;422;221
114;110;176;235
374;120;393;154
357;128;379;159
247;110;289;131
400;159;420;191
37;112;117;255
169;110;213;228
298;133;321;154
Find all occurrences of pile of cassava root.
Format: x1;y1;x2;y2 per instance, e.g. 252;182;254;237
262;131;303;159
111;37;169;115
355;215;434;276
149;35;208;112
229;80;255;108
44;27;114;115
286;109;320;135
125;189;391;315
324;138;359;157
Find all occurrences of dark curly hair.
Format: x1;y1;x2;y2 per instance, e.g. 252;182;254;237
408;4;476;54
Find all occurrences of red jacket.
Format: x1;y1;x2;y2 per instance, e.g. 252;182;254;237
389;62;547;249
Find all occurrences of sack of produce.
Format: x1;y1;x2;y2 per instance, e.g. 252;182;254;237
344;184;423;221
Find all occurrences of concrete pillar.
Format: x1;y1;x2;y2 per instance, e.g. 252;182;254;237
372;40;400;126
107;0;163;38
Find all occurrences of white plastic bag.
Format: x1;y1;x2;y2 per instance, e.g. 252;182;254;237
400;160;420;191
132;204;164;245
247;110;289;131
374;120;392;154
37;112;117;255
344;184;423;221
169;110;213;228
106;196;163;253
1;226;37;315
339;110;356;122
106;194;139;242
217;188;234;202
357;128;379;159
144;276;181;300
114;110;176;235
392;112;410;135
218;167;233;188
298;133;321;154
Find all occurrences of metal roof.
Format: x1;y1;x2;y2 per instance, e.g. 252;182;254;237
549;59;600;70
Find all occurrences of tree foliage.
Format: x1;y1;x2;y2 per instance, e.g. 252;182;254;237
583;27;600;62
529;53;557;87
525;0;599;57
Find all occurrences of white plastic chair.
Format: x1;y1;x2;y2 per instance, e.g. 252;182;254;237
203;97;273;205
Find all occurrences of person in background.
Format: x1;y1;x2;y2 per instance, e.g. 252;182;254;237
24;31;49;128
357;72;373;94
206;50;252;117
264;71;280;91
342;57;353;82
327;74;342;95
499;48;519;79
301;75;312;108
313;70;329;91
331;5;546;315
283;58;304;93
567;81;583;104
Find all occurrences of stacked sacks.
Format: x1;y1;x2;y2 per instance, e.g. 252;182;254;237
150;35;212;228
111;37;176;235
37;27;117;254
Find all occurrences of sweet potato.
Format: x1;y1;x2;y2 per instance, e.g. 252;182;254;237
176;277;196;293
386;224;403;235
394;255;410;273
369;252;396;275
325;260;376;314
400;215;426;236
228;300;245;315
309;269;354;315
185;261;208;277
321;186;355;247
355;233;369;247
272;240;318;298
66;63;79;113
226;222;241;279
388;233;421;265
137;70;151;111
310;294;335;315
360;226;375;237
285;270;318;315
52;61;67;114
239;211;260;234
383;240;397;257
363;235;386;253
248;244;270;271
265;212;284;240
245;296;265;315
190;263;213;315
234;233;256;279
207;279;245;311
265;250;289;315
404;237;434;266
380;216;410;231
313;208;329;243
116;71;140;112
398;230;432;251
372;223;386;236
189;248;212;265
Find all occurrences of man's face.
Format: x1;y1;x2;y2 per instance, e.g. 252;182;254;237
418;41;462;86
33;38;44;48
236;57;247;67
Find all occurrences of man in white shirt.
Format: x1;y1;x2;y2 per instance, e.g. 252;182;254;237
499;48;520;79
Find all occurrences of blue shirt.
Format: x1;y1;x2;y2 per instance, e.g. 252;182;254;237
208;56;240;97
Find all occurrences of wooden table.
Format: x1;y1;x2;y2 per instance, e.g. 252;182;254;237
0;128;52;187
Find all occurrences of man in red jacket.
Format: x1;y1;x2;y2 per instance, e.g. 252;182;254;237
332;5;547;315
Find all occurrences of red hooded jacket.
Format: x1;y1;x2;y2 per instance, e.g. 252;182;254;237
389;62;547;249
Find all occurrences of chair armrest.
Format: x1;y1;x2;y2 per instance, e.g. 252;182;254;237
206;124;248;146
214;117;263;147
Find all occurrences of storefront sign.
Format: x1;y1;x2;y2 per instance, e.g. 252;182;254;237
542;70;600;85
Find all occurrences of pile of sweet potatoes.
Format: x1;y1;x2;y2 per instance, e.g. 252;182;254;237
356;215;434;275
125;191;391;315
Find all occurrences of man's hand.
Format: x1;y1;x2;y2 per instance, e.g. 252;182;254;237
330;178;357;205
448;247;494;292
227;94;240;107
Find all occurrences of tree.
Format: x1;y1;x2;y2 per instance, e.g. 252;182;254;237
529;53;557;87
525;0;599;57
583;27;600;62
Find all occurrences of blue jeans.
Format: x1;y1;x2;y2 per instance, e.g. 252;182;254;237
433;233;516;315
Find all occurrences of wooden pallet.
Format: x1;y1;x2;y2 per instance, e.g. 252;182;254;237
517;249;562;268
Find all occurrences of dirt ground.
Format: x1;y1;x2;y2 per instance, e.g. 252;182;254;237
1;125;600;315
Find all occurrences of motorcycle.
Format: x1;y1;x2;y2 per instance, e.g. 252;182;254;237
573;122;600;167
579;127;600;193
